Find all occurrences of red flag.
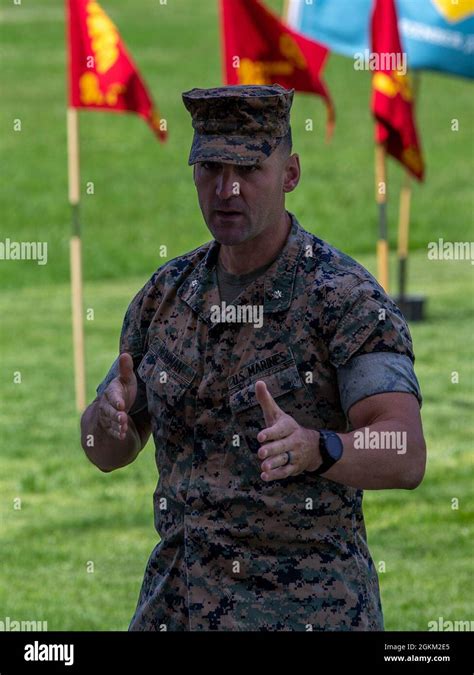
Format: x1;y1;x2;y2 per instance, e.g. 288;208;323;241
371;0;424;180
220;0;335;138
66;0;167;142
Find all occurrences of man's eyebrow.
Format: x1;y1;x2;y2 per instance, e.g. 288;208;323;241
199;161;259;170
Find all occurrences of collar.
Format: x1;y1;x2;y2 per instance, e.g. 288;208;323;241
178;211;305;325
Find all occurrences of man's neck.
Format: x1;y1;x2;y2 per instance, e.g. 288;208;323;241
218;210;291;275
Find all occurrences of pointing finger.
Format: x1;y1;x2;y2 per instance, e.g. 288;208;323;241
255;380;283;427
118;352;135;385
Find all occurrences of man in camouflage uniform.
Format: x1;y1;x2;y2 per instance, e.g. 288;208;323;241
81;84;426;631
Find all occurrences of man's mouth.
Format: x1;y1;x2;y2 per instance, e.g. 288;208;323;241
215;209;243;217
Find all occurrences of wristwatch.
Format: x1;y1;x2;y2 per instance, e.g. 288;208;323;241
313;430;344;475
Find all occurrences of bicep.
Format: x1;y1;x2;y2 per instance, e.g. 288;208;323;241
348;391;425;448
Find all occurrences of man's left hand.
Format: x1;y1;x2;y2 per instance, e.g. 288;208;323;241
255;380;321;481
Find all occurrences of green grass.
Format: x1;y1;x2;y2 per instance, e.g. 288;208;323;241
0;0;472;291
0;252;472;630
0;0;473;631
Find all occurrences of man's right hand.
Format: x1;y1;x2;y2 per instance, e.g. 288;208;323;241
98;352;138;441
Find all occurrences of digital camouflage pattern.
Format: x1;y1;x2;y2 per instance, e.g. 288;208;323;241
182;84;294;166
97;213;420;631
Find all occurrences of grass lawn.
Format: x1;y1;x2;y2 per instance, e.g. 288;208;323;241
1;0;472;290
0;251;472;630
0;0;472;631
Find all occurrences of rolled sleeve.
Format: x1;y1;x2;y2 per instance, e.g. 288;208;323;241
337;352;423;417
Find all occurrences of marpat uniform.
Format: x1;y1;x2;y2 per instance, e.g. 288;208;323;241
96;85;422;631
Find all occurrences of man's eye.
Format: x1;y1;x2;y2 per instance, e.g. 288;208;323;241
202;162;218;171
239;165;258;173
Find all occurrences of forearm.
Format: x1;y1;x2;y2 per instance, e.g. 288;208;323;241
80;399;142;472
319;419;426;490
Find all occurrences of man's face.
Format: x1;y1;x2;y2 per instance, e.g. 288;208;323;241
193;146;300;246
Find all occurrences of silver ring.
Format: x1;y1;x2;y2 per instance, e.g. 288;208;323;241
283;451;292;466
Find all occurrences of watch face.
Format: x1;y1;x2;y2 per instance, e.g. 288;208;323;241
326;433;343;461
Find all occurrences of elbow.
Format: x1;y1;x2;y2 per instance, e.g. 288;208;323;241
403;469;424;490
80;432;115;473
85;451;116;473
97;464;114;474
80;404;112;472
81;444;113;473
402;441;427;490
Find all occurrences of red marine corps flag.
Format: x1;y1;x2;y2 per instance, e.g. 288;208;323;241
220;0;335;138
66;0;167;141
371;0;424;180
65;0;167;412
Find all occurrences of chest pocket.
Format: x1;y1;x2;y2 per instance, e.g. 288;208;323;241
137;337;196;446
222;349;311;491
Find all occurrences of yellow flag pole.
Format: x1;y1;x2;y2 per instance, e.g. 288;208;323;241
375;143;389;292
396;73;420;301
397;172;411;298
67;107;86;413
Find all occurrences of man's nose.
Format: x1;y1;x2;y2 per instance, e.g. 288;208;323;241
216;166;239;200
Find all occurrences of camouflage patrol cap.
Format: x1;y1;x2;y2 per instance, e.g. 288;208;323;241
182;84;294;166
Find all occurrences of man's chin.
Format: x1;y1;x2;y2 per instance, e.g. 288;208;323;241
207;217;251;246
214;233;249;246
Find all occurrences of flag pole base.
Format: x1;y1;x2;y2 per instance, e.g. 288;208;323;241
392;294;426;323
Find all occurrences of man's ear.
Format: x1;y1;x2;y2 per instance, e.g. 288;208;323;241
283;153;301;193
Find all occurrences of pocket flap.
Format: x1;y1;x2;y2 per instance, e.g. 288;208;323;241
137;338;196;403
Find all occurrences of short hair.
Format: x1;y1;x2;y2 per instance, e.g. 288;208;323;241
278;126;293;156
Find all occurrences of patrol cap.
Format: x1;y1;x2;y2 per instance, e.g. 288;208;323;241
182;84;294;166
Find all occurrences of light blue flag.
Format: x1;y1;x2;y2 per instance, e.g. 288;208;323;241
286;0;474;79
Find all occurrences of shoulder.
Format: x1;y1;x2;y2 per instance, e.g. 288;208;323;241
149;240;212;291
299;228;382;298
118;240;213;353
298;227;400;317
295;225;414;364
128;239;213;307
153;240;212;284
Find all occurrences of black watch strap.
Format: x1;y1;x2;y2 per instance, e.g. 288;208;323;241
314;430;343;476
